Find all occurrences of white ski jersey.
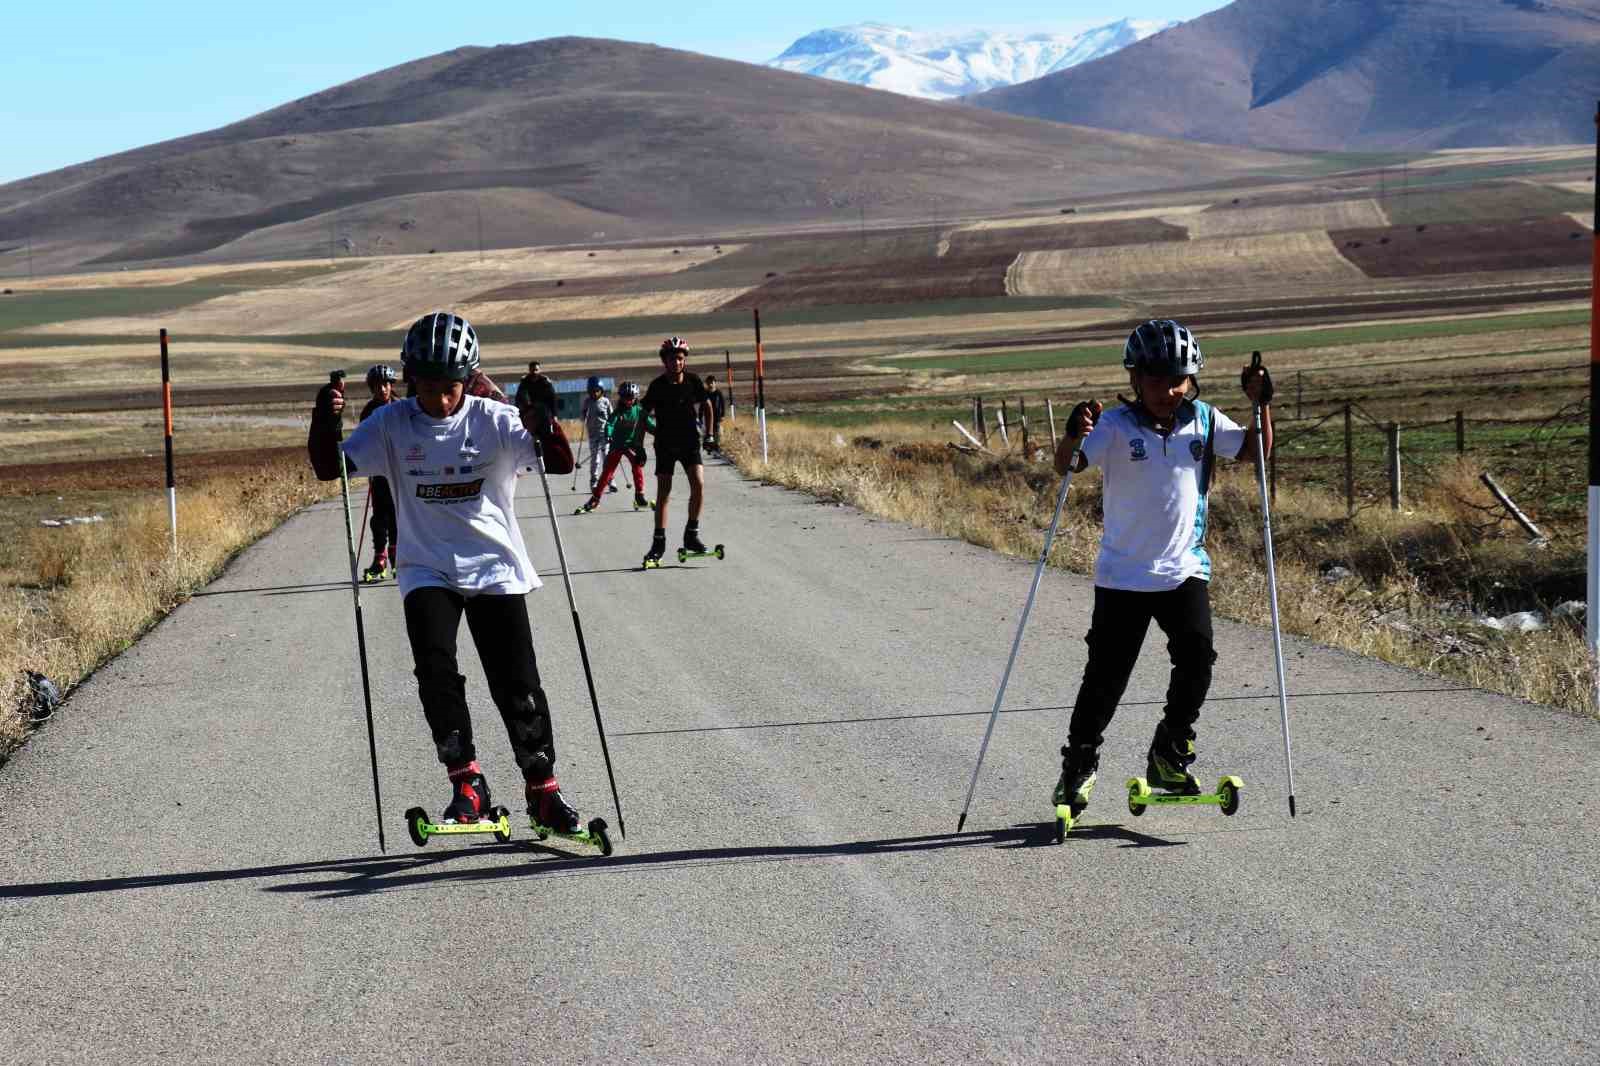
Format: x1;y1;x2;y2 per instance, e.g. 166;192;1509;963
342;396;542;598
1079;399;1247;592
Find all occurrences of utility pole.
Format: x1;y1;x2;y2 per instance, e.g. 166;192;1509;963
476;198;484;262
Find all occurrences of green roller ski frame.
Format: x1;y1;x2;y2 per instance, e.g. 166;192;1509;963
676;544;725;563
405;805;513;847
1052;803;1085;844
1125;775;1243;817
530;816;614;856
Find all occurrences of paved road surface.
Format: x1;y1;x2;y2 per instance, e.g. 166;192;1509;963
2;456;1596;1064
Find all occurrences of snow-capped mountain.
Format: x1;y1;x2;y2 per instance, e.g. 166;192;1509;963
767;19;1179;100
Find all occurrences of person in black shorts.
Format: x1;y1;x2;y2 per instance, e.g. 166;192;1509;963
640;335;714;566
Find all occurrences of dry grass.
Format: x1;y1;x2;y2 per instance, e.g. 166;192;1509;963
0;457;331;761
1007;229;1366;297
460;287;755;324
957;204;1211;232
721;421;1595;719
1180;199;1389;239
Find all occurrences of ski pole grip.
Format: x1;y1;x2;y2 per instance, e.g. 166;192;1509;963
1251;350;1262;369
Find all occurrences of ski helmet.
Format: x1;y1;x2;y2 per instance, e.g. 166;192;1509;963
659;335;688;359
586;375;602;392
366;363;397;387
1123;320;1203;376
619;381;639;402
401;312;480;382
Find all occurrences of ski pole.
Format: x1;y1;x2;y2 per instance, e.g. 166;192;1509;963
1249;351;1297;818
338;455;387;853
354;483;372;567
570;433;584;493
956;444;1082;832
530;441;627;837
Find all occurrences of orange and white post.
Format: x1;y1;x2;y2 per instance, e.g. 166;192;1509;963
159;328;177;553
1588;103;1599;709
753;308;768;464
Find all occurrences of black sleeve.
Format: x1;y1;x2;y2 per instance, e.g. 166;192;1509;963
641;378;660;413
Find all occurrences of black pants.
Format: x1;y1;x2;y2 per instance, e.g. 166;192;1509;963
1068;578;1217;752
403;588;556;778
369;476;397;556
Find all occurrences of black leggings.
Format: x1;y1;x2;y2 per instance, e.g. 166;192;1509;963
1068;578;1217;752
369;477;397;555
402;588;556;778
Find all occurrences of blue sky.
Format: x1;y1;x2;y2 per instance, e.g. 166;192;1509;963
2;1;1225;184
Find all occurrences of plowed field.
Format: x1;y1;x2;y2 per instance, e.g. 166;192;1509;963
1331;217;1594;277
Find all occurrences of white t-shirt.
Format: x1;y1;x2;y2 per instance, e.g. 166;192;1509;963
342;396;542;598
1079;399;1247;592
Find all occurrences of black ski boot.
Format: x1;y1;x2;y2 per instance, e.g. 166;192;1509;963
682;522;708;555
362;549;390;582
441;761;493;824
643;529;667;569
1147;721;1202;795
633;493;653;511
526;775;583;835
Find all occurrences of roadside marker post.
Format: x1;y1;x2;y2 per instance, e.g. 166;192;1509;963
1588;100;1599;711
753;308;768;463
725;349;735;424
159;329;177;553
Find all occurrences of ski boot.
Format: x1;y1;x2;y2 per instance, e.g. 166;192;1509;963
573;499;599;515
404;761;513;846
633;493;654;512
1125;724;1244;818
676;523;726;563
527;775;612;855
607;482;618;493
1052;744;1098;843
361;550;391;583
642;530;667;570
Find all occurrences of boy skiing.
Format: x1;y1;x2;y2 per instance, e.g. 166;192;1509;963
358;364;400;581
640;335;715;567
704;374;726;450
580;376;614;493
575;381;653;514
310;311;598;841
1050;319;1273;818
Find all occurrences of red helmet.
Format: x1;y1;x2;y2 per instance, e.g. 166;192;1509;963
659;335;688;359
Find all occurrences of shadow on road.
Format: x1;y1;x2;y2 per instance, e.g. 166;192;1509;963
0;823;1180;902
190;581;350;598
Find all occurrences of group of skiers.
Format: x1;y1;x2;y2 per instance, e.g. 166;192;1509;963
307;310;1272;842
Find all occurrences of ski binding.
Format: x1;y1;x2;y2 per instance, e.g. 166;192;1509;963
530;815;614;856
1125;775;1243;817
404;805;513;847
676;544;726;563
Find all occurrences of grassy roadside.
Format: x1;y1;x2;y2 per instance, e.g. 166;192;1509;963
719;420;1595;719
0;456;332;762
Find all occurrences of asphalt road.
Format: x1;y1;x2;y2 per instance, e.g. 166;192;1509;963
2;454;1597;1064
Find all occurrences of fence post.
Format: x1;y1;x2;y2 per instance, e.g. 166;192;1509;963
1045;399;1058;453
1019;397;1030;457
1344;403;1354;518
1455;410;1465;455
976;397;987;445
1296;371;1303;421
998;401;1010;445
1388;422;1402;510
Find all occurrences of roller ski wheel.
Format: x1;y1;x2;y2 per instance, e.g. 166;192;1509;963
633;495;654;512
530;815;613;857
676;544;726;563
1125;776;1243;817
361;561;390;583
1052;802;1088;844
404;805;514;847
573;502;598;515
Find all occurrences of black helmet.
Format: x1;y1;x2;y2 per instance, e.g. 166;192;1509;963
619;381;639;402
659;335;688;359
402;312;480;382
366;363;397;386
587;375;602;391
1123;320;1203;376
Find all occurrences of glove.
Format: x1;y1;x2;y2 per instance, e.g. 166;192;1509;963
1241;362;1274;406
631;446;647;467
1066;400;1102;439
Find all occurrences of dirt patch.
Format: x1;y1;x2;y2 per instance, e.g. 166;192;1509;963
956;203;1210;231
1331;217;1594;277
1183;199;1389;239
1007;229;1364;297
719;254;1013;309
945;218;1188;257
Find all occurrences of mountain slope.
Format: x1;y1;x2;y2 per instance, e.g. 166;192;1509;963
766;19;1177;99
0;37;1295;272
969;0;1600;150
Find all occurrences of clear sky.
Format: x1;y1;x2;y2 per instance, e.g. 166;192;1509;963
2;1;1226;184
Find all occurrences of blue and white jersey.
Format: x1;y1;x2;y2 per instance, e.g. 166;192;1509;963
1079;399;1247;591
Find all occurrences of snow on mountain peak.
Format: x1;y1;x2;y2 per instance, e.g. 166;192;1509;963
768;18;1180;99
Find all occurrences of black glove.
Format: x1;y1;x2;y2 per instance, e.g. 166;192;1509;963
1066;401;1100;439
1241;362;1274;406
631;446;647;467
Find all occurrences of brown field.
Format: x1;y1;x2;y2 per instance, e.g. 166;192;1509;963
944;218;1189;257
1332;216;1594;277
1182;198;1390;239
461;287;754;323
954;203;1211;230
1007;229;1366;297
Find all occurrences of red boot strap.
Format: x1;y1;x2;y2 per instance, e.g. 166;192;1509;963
447;760;482;780
529;777;561;793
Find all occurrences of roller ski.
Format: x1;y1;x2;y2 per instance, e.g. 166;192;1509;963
676;524;725;563
361;550;393;583
633;493;654;511
527;776;613;856
405;763;513;846
1051;745;1097;843
642;530;667;570
573;500;599;515
1125;737;1242;818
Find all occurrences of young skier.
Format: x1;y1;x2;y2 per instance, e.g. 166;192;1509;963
358;364;400;581
1050;319;1273;816
574;381;653;513
580;376;614;493
704;374;726;450
640;335;715;566
310;311;592;835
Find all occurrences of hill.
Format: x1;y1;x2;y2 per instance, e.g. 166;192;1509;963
0;37;1293;274
969;0;1600;150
